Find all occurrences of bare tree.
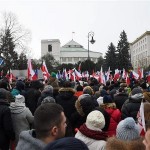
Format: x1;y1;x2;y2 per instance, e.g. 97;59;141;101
0;12;31;74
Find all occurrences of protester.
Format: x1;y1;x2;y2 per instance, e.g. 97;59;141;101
106;117;145;150
121;87;143;120
100;95;121;136
0;88;15;150
16;103;66;150
25;80;43;115
44;137;89;150
10;94;34;144
75;110;107;150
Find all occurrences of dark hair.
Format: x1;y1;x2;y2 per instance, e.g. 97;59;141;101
34;103;64;138
76;85;83;91
63;81;71;88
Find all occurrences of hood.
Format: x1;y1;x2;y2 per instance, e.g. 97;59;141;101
10;102;26;114
130;93;143;103
16;130;46;150
59;88;75;99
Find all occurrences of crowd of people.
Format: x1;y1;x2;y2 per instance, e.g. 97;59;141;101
1;72;150;150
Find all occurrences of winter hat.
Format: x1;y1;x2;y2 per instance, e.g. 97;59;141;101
51;72;56;78
100;89;107;97
75;94;95;116
15;94;25;103
16;80;25;91
83;86;94;95
103;95;113;104
86;110;105;131
43;85;53;94
41;96;55;104
116;117;140;141
131;88;142;95
43;137;89;150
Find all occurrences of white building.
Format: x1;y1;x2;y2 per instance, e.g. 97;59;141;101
129;31;150;70
41;39;102;64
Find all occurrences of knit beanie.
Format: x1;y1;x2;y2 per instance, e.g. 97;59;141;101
43;137;89;150
103;95;113;104
86;110;105;131
15;94;25;103
43;85;53;94
41;96;55;104
116;117;140;141
51;72;56;78
131;88;142;95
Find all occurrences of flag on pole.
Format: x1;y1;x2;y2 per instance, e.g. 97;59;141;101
137;100;146;135
132;70;139;79
27;59;35;80
114;69;120;82
41;61;50;80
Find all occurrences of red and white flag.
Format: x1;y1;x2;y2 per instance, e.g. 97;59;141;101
122;68;127;79
106;67;110;81
126;73;130;85
41;61;50;80
27;59;35;80
132;70;139;80
137;101;146;135
114;69;120;82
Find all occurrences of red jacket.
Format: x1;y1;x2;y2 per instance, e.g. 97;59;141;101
100;103;121;137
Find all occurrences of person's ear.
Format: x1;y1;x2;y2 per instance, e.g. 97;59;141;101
51;126;58;136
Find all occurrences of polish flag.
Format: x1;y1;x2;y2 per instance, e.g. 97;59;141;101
27;59;35;80
74;68;82;80
147;71;150;83
126;73;130;85
106;67;110;81
114;69;120;82
100;66;106;85
132;71;139;80
122;68;127;79
138;67;142;79
41;61;50;80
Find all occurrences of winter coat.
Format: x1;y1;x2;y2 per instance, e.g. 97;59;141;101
121;93;143;121
16;130;46;150
75;127;106;150
100;103;121;137
114;92;128;111
55;87;77;121
25;88;41;115
0;99;15;150
10;102;34;143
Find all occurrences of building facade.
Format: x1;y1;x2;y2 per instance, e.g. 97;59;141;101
41;39;102;64
129;31;150;70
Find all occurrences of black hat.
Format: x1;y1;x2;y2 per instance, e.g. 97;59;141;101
44;137;89;150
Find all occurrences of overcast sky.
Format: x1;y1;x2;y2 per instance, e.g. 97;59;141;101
0;0;150;59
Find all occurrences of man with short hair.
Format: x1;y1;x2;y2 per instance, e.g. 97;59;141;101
16;103;67;150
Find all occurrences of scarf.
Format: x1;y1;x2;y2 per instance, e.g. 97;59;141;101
79;124;108;140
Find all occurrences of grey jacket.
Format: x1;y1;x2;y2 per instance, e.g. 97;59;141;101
10;102;34;143
16;130;46;150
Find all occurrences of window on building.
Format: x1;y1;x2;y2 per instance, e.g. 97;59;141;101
62;58;66;62
74;58;79;62
68;57;72;61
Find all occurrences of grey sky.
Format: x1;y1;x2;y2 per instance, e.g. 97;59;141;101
0;0;150;59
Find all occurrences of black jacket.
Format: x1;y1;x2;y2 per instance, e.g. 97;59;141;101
114;92;128;111
25;88;41;115
121;93;143;121
55;88;77;121
0;99;15;150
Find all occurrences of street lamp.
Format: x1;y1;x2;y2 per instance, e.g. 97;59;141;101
88;31;96;60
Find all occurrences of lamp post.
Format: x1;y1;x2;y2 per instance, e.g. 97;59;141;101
88;31;96;60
